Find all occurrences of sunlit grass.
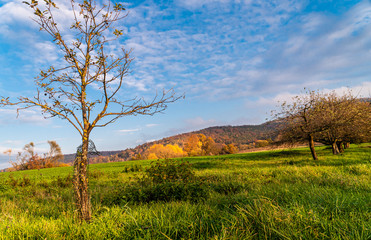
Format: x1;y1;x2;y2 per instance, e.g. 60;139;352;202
0;143;370;239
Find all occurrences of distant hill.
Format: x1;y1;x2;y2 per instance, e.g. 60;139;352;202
135;120;280;150
61;121;281;164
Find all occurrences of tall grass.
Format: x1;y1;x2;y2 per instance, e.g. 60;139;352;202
0;144;370;239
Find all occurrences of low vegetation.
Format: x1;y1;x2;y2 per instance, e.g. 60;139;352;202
0;143;370;239
6;141;67;171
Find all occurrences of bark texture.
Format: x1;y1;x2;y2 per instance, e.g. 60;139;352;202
308;135;318;160
73;138;91;221
331;142;340;155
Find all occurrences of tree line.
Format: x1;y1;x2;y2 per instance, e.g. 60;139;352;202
274;89;371;160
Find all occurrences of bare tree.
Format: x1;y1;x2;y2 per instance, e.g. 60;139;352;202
43;140;64;167
10;142;38;171
274;90;324;160
1;0;179;221
3;149;12;163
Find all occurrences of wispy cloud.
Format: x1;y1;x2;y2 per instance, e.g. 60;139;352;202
117;128;140;133
117;0;371;101
145;123;159;128
250;82;371;115
185;117;217;130
2;1;370;100
0;108;51;125
115;0;306;98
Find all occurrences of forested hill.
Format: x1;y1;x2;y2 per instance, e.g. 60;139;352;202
62;121;281;163
143;121;281;148
193;121;280;145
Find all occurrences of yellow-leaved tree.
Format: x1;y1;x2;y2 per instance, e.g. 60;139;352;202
184;134;218;156
146;144;184;159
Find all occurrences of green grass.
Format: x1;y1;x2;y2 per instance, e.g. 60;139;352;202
0;144;370;239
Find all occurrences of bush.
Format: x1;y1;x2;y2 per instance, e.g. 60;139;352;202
7;174;32;187
105;159;208;205
143;159;195;184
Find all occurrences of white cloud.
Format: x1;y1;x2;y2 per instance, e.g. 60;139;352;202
0;146;21;155
185;117;216;129
175;0;231;10
248;82;371;112
0;1;33;27
117;128;140;133
145;123;159;128
0;143;49;158
3;0;369;102
34;41;59;63
115;0;308;98
0;161;11;170
0;108;51;125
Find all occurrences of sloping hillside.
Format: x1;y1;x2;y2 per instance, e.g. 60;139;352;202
62;121;281;163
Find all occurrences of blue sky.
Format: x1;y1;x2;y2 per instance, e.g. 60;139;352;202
0;0;371;168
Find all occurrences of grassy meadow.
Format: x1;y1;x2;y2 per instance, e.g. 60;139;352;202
0;144;370;239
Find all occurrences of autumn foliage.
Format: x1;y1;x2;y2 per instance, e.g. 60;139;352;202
146;144;185;159
8;141;67;171
184;134;221;156
143;134;238;160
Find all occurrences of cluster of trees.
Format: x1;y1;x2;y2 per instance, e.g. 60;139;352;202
183;134;238;156
275;90;371;160
143;134;238;159
146;144;184;159
184;134;217;156
6;141;67;171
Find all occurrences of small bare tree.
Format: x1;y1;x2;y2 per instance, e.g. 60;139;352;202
42;140;64;167
274;90;324;160
1;0;179;221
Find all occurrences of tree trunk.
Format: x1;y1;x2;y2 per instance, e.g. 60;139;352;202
337;141;344;153
308;135;318;160
73;136;91;221
344;142;350;149
331;141;340;155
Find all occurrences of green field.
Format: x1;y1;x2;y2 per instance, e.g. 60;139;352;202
0;144;370;239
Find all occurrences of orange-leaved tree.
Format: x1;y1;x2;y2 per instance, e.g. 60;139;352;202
146;144;184;159
184;134;218;156
183;134;202;156
0;0;179;221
